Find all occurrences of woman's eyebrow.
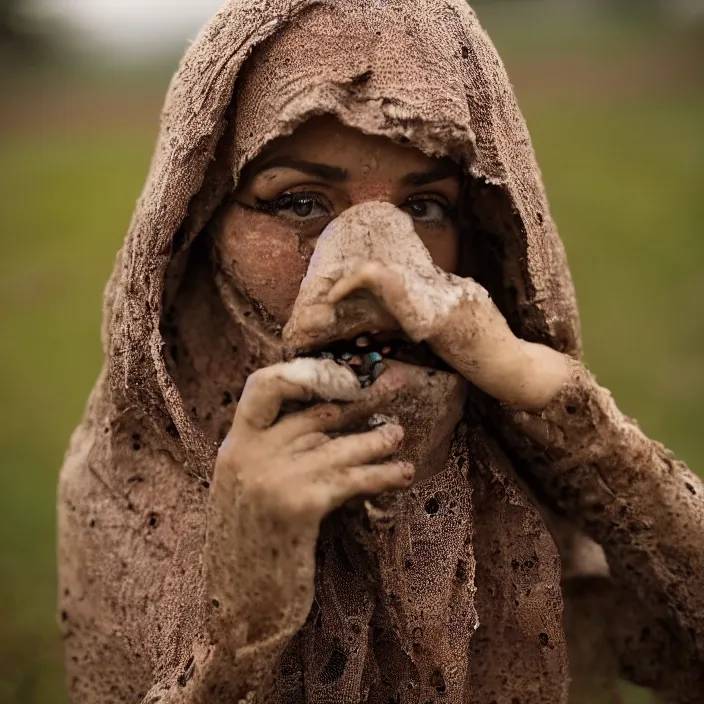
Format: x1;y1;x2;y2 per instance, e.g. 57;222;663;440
402;162;461;187
256;157;349;182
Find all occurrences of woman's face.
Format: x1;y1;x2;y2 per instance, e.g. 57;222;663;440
214;115;462;324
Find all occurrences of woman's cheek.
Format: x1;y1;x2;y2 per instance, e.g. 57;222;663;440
420;225;460;274
216;205;311;324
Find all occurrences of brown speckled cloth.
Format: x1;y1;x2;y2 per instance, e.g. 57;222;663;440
58;2;704;703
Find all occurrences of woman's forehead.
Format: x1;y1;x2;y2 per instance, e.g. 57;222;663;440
232;2;473;175
244;115;458;178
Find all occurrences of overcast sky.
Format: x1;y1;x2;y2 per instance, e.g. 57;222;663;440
48;0;226;55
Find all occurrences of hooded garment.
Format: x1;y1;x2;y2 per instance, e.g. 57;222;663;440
58;2;704;703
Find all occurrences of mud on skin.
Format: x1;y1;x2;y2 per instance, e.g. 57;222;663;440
57;1;704;703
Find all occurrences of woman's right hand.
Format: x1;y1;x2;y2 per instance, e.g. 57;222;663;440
204;358;414;647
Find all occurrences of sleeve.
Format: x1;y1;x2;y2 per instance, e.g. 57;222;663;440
494;359;704;701
58;423;307;704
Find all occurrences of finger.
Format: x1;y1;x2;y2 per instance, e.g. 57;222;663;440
327;261;403;304
310;423;404;469
271;363;408;443
325;461;415;509
327;262;423;340
329;362;406;430
290;432;331;454
272;402;341;443
235;358;361;431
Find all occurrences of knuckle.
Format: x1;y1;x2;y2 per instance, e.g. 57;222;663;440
313;403;341;423
245;366;269;388
308;432;329;447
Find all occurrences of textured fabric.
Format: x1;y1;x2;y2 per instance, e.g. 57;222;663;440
57;1;704;703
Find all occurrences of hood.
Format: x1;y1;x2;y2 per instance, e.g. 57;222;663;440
102;0;580;475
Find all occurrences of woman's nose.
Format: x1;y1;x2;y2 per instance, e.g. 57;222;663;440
283;201;424;351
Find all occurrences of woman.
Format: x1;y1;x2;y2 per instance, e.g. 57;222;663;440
58;1;704;703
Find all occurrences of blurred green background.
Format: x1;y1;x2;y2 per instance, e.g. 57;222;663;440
0;1;702;703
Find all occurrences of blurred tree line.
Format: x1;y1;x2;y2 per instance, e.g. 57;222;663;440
472;0;703;22
0;0;69;76
1;0;47;58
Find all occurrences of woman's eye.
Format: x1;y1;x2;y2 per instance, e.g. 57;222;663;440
402;198;449;223
261;192;331;221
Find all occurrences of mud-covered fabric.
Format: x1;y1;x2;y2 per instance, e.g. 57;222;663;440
58;2;704;703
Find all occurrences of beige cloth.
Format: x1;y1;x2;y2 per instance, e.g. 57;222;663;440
57;2;704;703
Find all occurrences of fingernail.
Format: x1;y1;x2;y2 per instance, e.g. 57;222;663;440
385;424;404;441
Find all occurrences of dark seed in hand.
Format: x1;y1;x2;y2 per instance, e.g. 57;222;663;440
360;355;372;375
369;352;383;364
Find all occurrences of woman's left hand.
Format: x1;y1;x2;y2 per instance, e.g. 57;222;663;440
328;260;569;410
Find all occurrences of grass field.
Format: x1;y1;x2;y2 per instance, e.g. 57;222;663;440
1;19;702;704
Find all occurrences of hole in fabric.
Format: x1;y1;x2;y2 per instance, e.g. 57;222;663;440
455;560;469;583
539;632;550;646
430;669;446;693
424;497;440;515
322;647;347;682
148;513;159;528
212;599;220;608
461;46;469;59
566;404;577;414
537;211;544;224
686;482;697;495
222;391;233;407
133;442;141;451
352;70;373;85
177;655;195;687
